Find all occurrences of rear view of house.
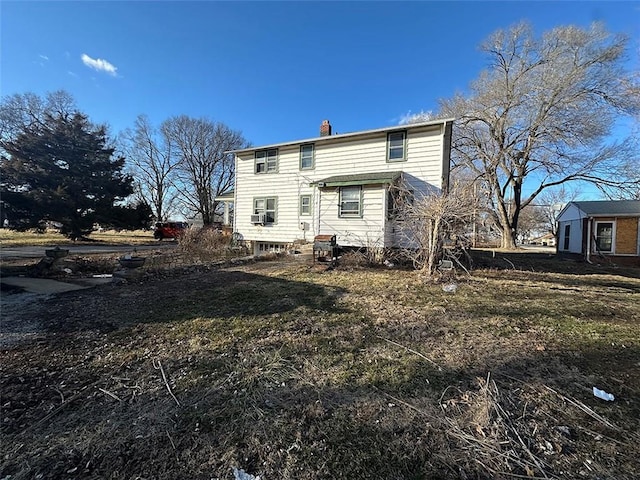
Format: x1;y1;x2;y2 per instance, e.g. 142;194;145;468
556;200;640;266
227;119;453;255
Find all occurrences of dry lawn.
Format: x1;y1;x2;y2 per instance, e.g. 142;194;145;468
0;229;155;247
1;252;639;479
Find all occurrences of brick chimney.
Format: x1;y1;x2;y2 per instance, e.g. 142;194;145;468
320;119;332;137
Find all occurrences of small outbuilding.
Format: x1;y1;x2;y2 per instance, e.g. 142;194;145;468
556;200;640;266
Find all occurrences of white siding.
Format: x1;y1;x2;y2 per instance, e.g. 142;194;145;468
234;123;447;247
317;185;386;247
558;219;583;253
556;203;586;222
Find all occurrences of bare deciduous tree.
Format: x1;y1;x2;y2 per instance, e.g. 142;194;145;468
441;22;640;249
161;116;248;225
536;186;579;237
0;90;76;142
120;115;179;222
516;205;548;243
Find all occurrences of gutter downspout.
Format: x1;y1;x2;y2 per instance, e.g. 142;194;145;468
316;185;321;238
586;217;593;264
441;120;453;194
233;154;238;234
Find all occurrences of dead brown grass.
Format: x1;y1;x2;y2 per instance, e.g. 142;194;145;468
1;253;639;479
0;228;155;247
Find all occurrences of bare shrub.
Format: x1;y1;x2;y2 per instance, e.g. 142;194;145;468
177;227;230;262
394;180;479;276
338;249;370;268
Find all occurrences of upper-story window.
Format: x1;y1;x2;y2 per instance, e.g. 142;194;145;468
300;144;315;170
387;131;406;162
255;149;278;173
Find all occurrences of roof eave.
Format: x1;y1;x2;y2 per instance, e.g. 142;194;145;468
226;118;455;155
311;171;402;187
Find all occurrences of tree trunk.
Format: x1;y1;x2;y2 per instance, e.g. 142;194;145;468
501;227;518;249
495;204;518;249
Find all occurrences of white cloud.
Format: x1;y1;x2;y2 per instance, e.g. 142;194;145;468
398;110;436;125
68;71;78;77
81;53;118;76
39;54;49;61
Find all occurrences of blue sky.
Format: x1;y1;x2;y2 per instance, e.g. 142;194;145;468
2;1;638;150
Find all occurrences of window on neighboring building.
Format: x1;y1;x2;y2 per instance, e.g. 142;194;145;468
255;149;278;173
300;144;314;170
300;195;311;215
595;222;613;252
563;224;570;250
254;197;277;224
339;186;362;217
387;131;406;162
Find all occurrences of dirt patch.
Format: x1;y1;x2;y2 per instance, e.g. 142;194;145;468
1;253;639;479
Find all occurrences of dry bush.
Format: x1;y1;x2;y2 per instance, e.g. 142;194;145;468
338;250;370;268
177;227;231;262
393;180;479;275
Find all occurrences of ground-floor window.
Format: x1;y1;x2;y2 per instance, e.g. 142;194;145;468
254;197;277;224
300;195;311;215
595;221;614;252
339;186;362;217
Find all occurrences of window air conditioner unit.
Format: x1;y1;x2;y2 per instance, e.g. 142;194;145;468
250;214;265;224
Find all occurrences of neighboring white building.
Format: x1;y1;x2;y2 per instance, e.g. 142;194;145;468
227;119;453;254
556;200;640;266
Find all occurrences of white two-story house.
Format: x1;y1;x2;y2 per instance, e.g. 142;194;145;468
227;119;453;254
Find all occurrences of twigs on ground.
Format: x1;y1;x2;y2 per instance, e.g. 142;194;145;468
22;379;101;434
377;335;442;371
541;384;618;431
439;372;556;479
495;372;624;434
98;387;122;402
372;386;431;418
153;358;181;406
502;257;516;269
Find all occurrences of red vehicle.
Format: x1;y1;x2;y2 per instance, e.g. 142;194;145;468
153;221;189;240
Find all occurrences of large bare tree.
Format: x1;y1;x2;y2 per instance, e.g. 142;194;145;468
441;22;640;249
120;115;179;222
0;90;76;142
536;186;579;237
161;116;248;225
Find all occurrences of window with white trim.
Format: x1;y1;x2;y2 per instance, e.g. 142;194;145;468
254;197;277;224
300;144;314;170
300;195;311;215
387;131;406;162
255;149;278;173
339;186;362;217
595;222;613;252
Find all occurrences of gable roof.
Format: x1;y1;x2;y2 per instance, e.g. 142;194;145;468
571;200;640;216
311;171;402;187
228;119;454;155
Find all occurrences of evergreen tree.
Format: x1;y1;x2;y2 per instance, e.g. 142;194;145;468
1;111;134;239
